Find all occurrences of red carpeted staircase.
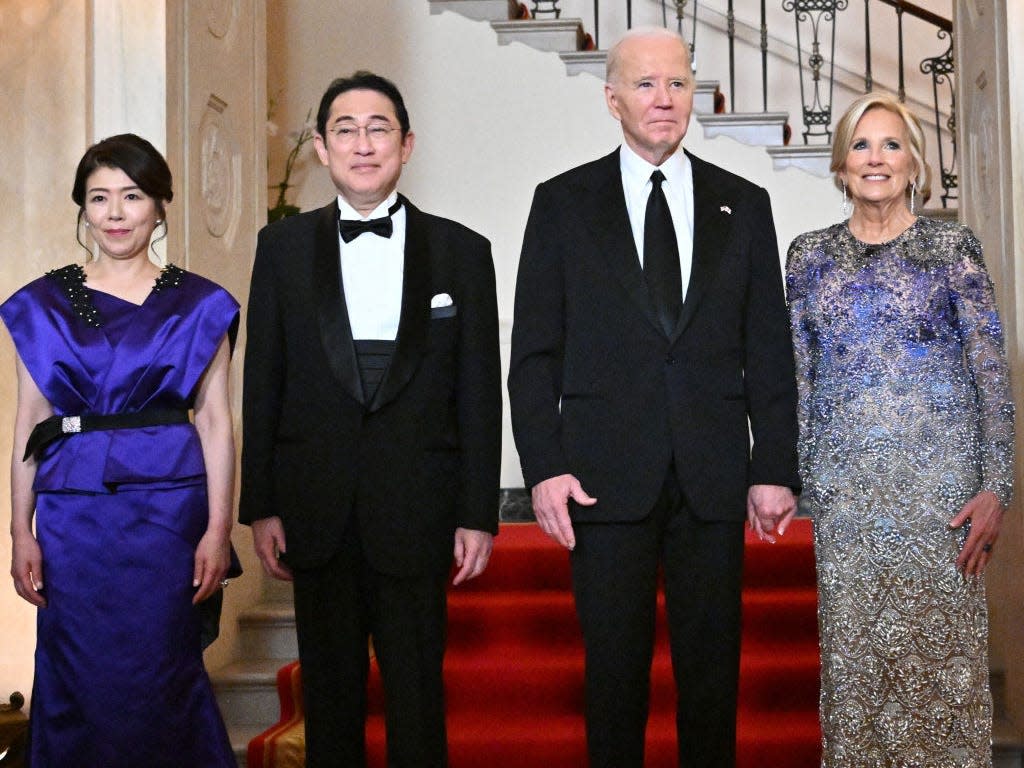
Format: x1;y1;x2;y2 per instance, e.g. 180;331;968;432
250;519;821;767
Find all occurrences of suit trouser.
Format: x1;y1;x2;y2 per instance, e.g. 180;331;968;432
570;468;745;768
291;519;449;768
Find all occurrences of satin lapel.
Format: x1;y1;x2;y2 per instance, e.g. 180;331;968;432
672;153;731;341
369;195;430;412
313;202;364;405
588;150;663;335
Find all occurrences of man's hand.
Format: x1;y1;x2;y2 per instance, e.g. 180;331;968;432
951;490;1004;577
453;528;494;585
531;474;596;550
252;516;293;581
747;484;797;544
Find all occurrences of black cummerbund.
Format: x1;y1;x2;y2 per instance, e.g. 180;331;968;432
354;339;396;400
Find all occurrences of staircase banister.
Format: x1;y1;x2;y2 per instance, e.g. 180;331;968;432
873;0;952;33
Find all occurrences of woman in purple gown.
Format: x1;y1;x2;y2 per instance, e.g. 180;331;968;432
2;134;238;767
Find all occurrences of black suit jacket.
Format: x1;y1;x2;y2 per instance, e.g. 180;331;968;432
508;149;799;522
240;196;501;574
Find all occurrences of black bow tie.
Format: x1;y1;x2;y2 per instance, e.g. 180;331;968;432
338;199;403;243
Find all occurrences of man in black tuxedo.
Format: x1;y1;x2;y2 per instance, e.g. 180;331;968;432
508;29;800;768
240;72;501;768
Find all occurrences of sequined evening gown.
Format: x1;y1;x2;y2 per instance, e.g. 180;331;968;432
785;217;1014;768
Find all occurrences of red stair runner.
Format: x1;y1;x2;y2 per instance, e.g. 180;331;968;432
249;519;821;767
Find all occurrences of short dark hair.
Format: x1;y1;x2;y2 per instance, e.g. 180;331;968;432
72;133;173;219
316;71;410;138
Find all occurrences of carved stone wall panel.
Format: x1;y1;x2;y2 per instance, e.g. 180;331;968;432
196;95;242;244
207;0;237;39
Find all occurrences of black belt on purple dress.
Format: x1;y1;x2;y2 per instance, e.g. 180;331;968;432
24;408;190;461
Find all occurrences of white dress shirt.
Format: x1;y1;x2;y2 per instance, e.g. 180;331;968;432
337;192;405;340
619;143;695;301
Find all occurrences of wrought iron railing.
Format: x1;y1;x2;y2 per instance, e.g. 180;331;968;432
527;0;957;206
785;0;847;143
871;0;956;207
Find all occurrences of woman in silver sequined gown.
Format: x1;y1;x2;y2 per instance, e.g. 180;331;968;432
786;92;1014;768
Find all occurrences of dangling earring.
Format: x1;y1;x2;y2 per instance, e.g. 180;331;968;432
841;180;852;218
909;181;917;215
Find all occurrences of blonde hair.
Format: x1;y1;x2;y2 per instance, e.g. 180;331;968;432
830;91;932;203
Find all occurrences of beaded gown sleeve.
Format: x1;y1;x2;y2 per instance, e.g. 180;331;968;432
947;227;1015;506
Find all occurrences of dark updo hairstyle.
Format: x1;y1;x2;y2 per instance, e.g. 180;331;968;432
72;133;173;256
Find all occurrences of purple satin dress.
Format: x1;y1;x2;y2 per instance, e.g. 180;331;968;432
1;264;238;768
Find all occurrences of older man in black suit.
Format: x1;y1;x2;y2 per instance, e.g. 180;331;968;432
240;72;501;768
508;28;800;768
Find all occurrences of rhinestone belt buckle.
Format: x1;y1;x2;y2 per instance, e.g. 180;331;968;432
61;416;82;434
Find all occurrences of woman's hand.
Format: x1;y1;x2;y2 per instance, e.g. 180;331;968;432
11;529;46;607
950;490;1004;577
191;333;235;604
192;529;231;604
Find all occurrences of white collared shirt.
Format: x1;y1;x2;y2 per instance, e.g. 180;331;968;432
619;144;695;301
337;192;406;340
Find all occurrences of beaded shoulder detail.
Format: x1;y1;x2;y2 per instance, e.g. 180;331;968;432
46;264;100;328
153;263;186;293
45;263;187;328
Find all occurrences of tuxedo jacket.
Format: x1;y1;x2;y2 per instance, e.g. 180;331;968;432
239;196;501;574
508;149;799;522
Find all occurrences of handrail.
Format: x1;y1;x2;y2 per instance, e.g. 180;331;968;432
874;0;951;32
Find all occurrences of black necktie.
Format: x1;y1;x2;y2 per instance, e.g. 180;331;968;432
643;170;682;336
338;199;402;243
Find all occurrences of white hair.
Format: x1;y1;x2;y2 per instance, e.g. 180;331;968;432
605;27;689;83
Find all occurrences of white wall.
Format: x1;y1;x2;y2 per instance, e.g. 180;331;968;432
267;0;843;487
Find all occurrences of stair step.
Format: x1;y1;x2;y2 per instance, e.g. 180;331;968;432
446;586;818;652
559;49;606;78
446;591;582;649
211;658;288;727
699;111;790;147
455;590;747;650
380;645;821;716
743;588;819;644
359;709;821;768
238;600;298;660
742;529;817;587
491;18;585;53
460;521;818;593
227;723;266;768
766;143;833;177
738;648;821;712
261;574;294;602
429;0;516;22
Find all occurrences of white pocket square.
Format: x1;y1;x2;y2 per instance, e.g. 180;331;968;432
431;293;453;308
720;205;732;214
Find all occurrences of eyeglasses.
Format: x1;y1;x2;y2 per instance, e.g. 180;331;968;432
326;122;400;145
